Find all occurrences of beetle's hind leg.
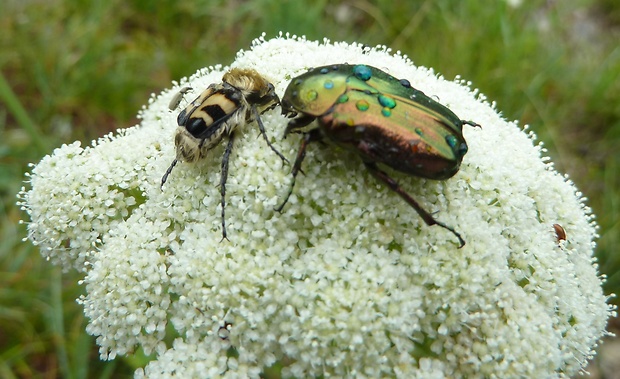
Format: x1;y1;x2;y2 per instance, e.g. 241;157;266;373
362;161;465;248
274;129;322;212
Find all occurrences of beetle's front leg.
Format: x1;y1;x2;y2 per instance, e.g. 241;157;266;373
283;115;316;138
161;159;178;189
219;132;236;242
274;128;322;212
257;87;280;113
250;105;289;165
362;160;465;248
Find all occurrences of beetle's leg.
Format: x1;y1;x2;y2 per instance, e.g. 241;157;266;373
161;159;178;189
462;120;482;129
251;106;289;165
262;101;279;113
259;94;280;113
219;132;236;242
362;161;465;248
254;84;280;111
274;129;322;212
283;115;316;138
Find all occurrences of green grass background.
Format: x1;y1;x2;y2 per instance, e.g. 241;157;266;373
1;0;618;377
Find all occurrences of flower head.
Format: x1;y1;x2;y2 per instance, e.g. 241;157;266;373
19;33;612;378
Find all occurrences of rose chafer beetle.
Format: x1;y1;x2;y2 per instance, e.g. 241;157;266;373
276;64;479;247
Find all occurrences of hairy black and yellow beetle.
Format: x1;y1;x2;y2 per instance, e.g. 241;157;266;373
276;64;479;247
162;68;287;240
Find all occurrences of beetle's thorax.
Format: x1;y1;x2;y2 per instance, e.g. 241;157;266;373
223;68;273;100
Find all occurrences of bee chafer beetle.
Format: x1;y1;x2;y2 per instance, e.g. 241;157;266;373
162;68;288;240
276;64;480;248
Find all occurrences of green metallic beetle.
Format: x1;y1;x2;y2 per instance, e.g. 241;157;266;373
276;64;479;247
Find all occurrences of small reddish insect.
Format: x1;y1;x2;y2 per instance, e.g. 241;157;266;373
553;223;567;243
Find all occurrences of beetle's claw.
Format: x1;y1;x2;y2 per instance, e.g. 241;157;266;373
463;120;482;129
434;220;465;248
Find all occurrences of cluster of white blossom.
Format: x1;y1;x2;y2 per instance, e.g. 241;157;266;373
19;33;612;378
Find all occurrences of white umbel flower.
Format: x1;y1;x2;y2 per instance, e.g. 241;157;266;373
19;33;612;378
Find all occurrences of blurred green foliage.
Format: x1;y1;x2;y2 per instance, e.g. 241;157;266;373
1;0;618;377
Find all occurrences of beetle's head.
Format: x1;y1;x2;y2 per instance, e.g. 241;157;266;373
280;98;298;118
